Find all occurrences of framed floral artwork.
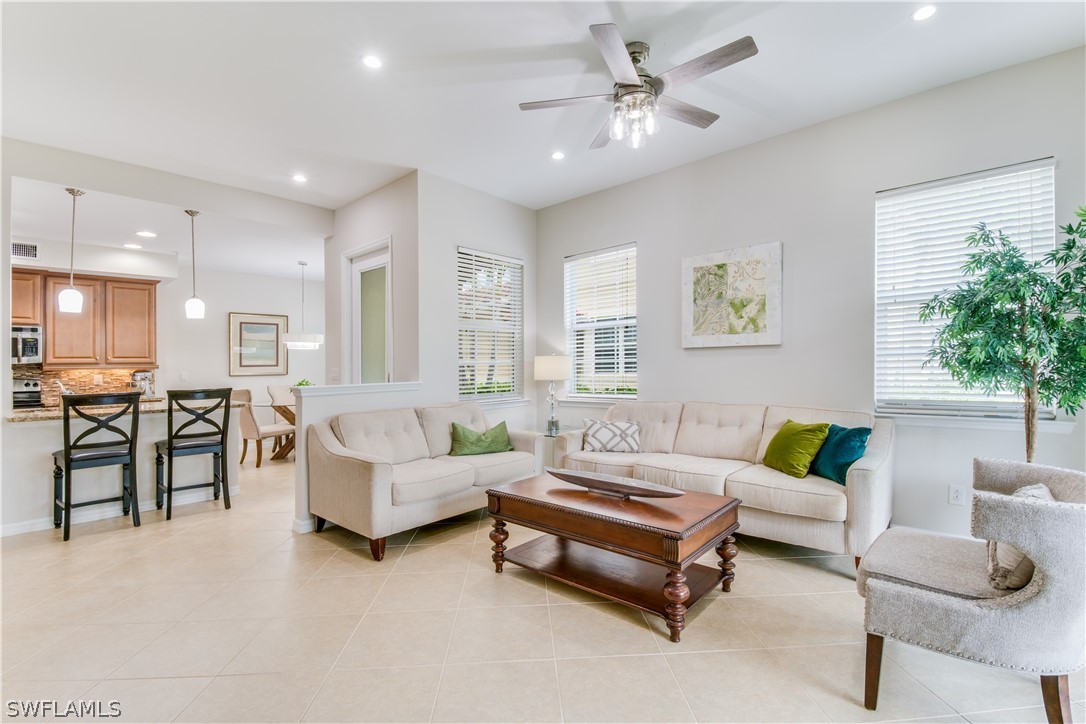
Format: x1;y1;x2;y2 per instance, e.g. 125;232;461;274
681;242;782;347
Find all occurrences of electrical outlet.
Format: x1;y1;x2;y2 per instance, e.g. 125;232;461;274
948;485;968;506
179;372;188;382
93;374;103;386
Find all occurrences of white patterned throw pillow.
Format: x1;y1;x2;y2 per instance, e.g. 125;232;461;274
583;419;641;453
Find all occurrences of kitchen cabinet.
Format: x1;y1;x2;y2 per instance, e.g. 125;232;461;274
44;274;158;369
11;270;43;325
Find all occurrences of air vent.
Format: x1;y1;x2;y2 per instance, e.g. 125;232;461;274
11;242;38;259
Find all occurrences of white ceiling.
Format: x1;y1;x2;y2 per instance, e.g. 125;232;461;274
4;2;1083;277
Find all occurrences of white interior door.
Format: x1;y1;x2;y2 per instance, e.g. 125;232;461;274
350;249;392;384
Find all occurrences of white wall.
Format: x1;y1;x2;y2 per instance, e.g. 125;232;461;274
536;48;1086;535
156;265;325;412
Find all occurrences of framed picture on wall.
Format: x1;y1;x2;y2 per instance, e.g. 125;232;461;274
228;312;289;376
682;241;782;348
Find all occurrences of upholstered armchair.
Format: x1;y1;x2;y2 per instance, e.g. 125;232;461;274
858;458;1085;724
232;389;294;467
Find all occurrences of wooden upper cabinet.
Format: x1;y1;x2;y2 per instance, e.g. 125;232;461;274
44;276;103;366
43;274;158;369
11;270;43;325
105;280;156;366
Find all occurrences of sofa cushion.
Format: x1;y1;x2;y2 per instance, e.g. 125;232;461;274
437;451;536;487
763;420;830;478
634;454;753;495
605;401;683;453
333;408;429;464
391;459;475;505
859;526;1013;600
417;402;490;458
756;406;875;464
726;464;847;521
450;421;513;456
563;451;653;477
673;402;766;462
583;419;641;452
810;424;872;485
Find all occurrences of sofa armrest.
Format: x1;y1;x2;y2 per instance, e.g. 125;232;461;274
306;423;394;539
843;418;895;557
554;429;585;469
508;429;544;474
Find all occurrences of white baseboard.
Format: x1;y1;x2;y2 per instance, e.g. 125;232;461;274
1;485;241;538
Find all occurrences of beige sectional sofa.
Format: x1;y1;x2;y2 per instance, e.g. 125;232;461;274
307;402;542;560
555;401;895;558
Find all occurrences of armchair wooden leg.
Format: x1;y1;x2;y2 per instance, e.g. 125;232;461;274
314;516;326;533
1041;675;1071;724
256;438;263;468
864;633;884;710
240;439;248;464
369;537;386;561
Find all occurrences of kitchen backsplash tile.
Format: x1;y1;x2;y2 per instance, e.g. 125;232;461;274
39;368;155;408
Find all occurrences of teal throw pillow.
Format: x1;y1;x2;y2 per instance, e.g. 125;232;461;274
450;421;513;456
810;424;872;485
763;420;830;478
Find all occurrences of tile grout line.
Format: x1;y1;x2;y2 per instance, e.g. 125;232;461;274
544;577;566;724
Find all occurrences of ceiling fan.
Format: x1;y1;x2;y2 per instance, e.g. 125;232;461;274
520;24;758;150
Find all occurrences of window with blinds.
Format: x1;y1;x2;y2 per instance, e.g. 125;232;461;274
457;247;524;400
874;159;1056;416
564;244;637;397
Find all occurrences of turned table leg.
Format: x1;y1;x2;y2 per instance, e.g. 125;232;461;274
663;569;690;642
489;519;508;572
717;535;739;592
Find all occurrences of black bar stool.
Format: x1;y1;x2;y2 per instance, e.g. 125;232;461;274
155;388;233;520
52;392;142;541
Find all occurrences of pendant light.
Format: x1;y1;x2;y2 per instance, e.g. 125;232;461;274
282;261;323;350
184;209;205;319
57;188;86;313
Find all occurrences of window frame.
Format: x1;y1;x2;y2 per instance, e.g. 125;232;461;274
456;246;524;402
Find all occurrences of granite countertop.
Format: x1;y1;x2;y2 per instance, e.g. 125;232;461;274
7;398;241;423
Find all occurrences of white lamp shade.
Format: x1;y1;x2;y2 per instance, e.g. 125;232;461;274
283;332;324;350
57;286;84;314
185;296;205;319
534;355;571;381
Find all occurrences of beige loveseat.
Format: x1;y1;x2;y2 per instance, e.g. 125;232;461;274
556;401;895;559
308;402;543;560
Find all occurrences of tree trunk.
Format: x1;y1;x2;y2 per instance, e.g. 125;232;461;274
1024;364;1039;463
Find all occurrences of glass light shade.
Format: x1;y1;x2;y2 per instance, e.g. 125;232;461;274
283;332;324;350
57;286;84;314
534;355;572;381
185;296;205;319
609;91;659;149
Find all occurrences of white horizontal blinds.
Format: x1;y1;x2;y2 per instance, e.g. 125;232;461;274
457;247;524;400
875;161;1056;414
564;244;637;396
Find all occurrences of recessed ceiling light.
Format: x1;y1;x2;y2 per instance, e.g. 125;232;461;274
362;55;382;69
292;174;308;183
551;151;565;160
135;230;157;238
123;243;143;250
912;5;937;21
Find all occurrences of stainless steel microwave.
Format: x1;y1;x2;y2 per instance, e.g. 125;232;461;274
12;326;42;364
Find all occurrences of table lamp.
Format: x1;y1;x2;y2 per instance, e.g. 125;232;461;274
534;354;571;435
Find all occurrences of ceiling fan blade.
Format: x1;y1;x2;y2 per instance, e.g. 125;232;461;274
657;96;719;129
519;94;613;111
589;23;641;86
649;36;758;95
589;119;611;149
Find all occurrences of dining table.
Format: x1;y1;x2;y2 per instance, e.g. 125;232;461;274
270;404;296;460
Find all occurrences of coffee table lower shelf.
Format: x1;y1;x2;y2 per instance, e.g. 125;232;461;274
503;534;723;620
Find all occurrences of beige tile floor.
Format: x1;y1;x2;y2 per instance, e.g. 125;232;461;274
3;461;1083;723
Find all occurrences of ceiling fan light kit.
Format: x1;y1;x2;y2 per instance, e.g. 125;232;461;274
520;23;757;151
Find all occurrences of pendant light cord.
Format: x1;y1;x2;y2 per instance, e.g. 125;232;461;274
299;261;307;332
186;210;200;297
65;187;85;286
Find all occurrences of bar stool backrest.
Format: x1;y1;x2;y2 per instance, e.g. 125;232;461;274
61;392;142;458
166;388;232;447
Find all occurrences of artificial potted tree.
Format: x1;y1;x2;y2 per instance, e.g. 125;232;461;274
919;207;1086;462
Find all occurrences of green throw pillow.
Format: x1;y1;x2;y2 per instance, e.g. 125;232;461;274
450;421;513;456
763;420;830;478
810;424;872;485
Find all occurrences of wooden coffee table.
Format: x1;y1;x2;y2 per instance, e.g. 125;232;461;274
487;475;740;642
